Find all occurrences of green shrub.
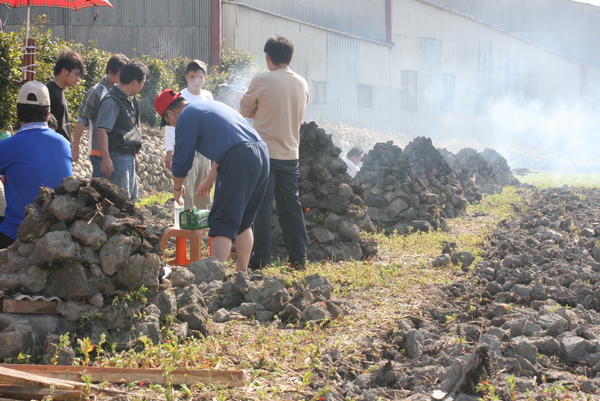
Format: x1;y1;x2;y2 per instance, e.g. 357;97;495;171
0;31;22;130
138;55;178;126
169;56;191;93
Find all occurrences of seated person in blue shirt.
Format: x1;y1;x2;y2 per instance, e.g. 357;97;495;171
154;89;269;271
0;81;72;249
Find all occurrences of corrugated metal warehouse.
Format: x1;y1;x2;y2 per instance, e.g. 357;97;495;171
0;0;214;62
222;0;600;139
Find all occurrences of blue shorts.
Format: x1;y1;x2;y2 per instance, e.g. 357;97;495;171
208;141;269;240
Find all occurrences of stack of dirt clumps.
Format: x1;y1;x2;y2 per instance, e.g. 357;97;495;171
269;121;377;263
481;148;521;188
0;177;165;360
401;137;470;218
440;147;520;195
357;140;448;234
356;137;519;235
314;187;600;400
0;177;348;362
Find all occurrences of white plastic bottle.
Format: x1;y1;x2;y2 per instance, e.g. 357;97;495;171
174;203;184;228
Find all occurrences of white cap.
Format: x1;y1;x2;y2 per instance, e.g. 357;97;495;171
18;81;50;106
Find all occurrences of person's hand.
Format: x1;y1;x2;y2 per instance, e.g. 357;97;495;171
71;145;80;163
165;152;173;170
101;156;114;176
174;185;185;205
196;179;213;199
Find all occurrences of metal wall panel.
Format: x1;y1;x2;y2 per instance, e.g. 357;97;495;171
0;0;211;60
232;0;388;42
323;34;360;124
423;0;600;67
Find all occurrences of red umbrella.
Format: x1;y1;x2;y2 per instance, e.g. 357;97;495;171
0;0;113;81
0;0;113;41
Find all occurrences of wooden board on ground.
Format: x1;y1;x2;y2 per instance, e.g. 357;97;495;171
2;364;245;387
0;366;75;390
0;385;91;401
0;366;124;400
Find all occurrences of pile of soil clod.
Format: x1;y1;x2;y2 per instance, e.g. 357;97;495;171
311;187;600;401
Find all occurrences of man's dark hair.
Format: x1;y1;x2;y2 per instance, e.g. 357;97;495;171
347;147;363;159
106;54;129;75
17;104;49;123
53;51;84;76
119;59;149;84
264;36;294;65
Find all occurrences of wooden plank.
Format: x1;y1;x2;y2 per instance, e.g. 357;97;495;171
0;366;75;390
0;366;123;396
0;385;85;401
2;300;58;314
2;364;245;387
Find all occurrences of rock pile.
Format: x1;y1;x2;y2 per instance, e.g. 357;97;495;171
272;124;518;262
72;127;172;196
168;263;345;328
354;137;520;235
0;177;346;361
314;187;600;400
0;177;163;360
402;137;469;218
441;147;520;196
481;148;522;189
269;121;378;263
357;141;448;234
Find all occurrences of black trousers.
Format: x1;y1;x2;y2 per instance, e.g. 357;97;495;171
0;217;15;249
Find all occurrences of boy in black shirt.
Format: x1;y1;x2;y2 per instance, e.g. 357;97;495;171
46;51;84;142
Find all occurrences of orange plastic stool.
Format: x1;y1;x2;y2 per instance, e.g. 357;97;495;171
160;227;212;266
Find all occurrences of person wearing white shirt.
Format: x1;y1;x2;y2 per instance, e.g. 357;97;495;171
164;59;214;210
343;147;363;178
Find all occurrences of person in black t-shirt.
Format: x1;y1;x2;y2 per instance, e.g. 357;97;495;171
46;51;84;142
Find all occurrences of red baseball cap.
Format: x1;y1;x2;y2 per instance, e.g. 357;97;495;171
154;89;182;126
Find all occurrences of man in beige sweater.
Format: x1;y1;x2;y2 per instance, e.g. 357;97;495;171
240;36;309;269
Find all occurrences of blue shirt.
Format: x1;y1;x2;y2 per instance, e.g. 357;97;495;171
172;100;262;178
0;123;72;239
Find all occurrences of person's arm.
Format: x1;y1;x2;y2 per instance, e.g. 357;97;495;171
164;125;175;170
196;162;218;199
98;128;113;176
96;95;119;177
72;86;97;162
171;119;199;183
172;176;185;205
71;118;86;162
239;79;258;119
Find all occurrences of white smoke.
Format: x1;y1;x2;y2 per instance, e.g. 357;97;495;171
439;96;600;172
571;0;600;6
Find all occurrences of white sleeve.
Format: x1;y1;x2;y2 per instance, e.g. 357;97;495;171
165;125;175;152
